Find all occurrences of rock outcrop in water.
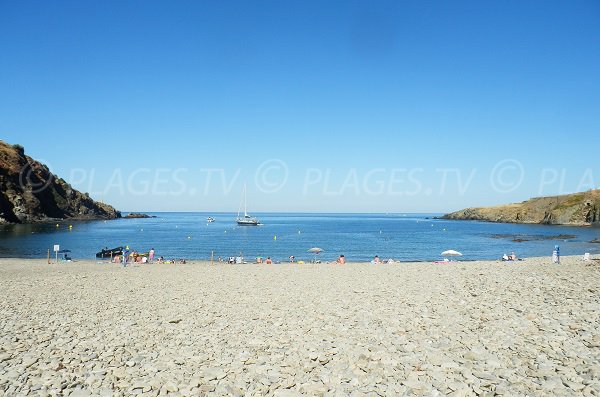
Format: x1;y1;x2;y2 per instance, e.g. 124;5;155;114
443;190;600;226
124;213;156;219
0;140;121;224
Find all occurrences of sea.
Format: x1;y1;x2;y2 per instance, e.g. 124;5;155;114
1;213;599;262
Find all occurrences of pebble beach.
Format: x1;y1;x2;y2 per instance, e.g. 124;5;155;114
1;256;599;397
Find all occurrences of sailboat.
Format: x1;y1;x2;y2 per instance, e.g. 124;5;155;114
236;185;260;226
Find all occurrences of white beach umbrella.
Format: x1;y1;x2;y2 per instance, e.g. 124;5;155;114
441;250;462;257
308;247;324;262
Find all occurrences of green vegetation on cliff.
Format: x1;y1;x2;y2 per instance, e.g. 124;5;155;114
0;140;121;224
443;190;600;226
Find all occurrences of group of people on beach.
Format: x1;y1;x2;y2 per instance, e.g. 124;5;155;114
370;255;396;264
112;247;187;266
218;253;397;265
112;247;154;265
109;248;396;266
502;252;518;261
281;254;347;264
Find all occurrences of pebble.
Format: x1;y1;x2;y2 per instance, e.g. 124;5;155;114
68;390;91;397
164;382;178;392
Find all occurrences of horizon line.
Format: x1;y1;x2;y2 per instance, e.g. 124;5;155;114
120;210;446;215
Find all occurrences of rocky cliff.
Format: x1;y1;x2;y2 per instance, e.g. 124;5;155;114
443;190;600;226
0;140;121;224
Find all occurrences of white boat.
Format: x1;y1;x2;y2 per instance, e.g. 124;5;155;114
236;185;260;226
206;217;215;223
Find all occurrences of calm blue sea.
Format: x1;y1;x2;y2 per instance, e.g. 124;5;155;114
0;213;599;262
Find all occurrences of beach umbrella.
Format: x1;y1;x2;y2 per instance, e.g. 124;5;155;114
308;247;324;262
441;250;462;257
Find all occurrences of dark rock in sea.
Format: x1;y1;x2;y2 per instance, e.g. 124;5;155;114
490;234;514;240
124;213;157;219
0;140;121;224
491;234;577;242
550;234;577;240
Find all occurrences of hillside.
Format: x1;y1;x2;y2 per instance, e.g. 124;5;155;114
443;190;600;226
0;140;121;224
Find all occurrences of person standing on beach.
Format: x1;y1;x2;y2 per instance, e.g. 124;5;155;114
122;248;129;267
149;248;155;263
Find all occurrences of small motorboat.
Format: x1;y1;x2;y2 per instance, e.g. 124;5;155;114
207;217;215;223
96;246;124;258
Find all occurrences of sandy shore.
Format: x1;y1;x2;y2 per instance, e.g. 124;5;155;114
1;256;599;397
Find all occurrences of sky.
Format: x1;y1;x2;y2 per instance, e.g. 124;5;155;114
1;0;599;213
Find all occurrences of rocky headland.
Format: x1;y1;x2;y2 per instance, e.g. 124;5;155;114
0;140;121;224
443;190;600;226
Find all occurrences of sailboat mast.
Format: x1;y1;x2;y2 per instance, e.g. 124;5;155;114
235;184;260;225
244;184;248;216
237;185;243;218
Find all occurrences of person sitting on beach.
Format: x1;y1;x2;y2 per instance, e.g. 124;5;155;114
289;255;295;263
509;252;517;261
371;255;380;264
502;253;509;261
337;254;346;264
157;256;164;264
387;258;395;264
266;257;272;264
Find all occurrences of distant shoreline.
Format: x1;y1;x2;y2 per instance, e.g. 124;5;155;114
441;216;600;228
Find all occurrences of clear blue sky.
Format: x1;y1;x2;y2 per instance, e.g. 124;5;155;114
1;1;599;212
